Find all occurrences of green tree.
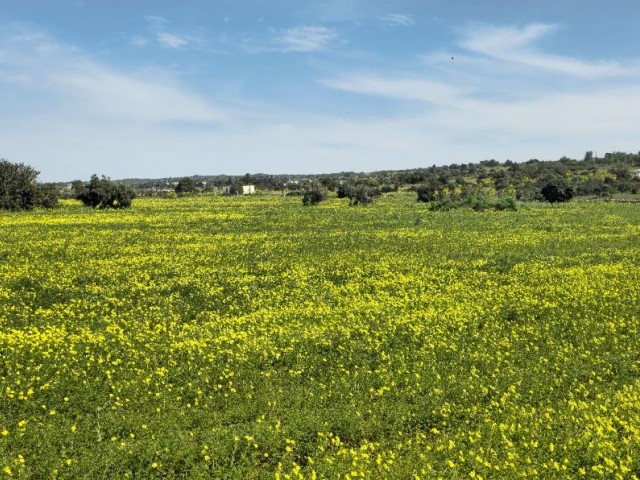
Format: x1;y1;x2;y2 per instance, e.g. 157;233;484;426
319;176;339;192
175;177;197;194
302;186;326;205
0;159;58;210
226;182;242;195
349;185;376;205
75;175;136;209
415;176;444;203
35;183;60;209
336;183;354;199
540;179;574;203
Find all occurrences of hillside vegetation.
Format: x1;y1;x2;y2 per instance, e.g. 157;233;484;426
122;151;640;201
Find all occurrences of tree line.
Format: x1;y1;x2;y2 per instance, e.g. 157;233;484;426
0;160;136;211
2;151;639;210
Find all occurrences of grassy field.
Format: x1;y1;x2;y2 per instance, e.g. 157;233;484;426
1;194;639;479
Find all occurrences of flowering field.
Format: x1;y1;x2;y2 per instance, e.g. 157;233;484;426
1;194;639;479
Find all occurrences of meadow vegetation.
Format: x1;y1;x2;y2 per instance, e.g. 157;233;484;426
1;193;639;479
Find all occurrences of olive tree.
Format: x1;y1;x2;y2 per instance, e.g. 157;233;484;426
75;175;136;209
302;186;327;205
0;159;59;210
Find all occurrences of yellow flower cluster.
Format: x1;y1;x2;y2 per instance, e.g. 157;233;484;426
0;194;639;478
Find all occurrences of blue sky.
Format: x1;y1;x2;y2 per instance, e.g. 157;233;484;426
1;1;639;181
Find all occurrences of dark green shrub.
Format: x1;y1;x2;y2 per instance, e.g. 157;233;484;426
494;196;518;211
380;184;399;193
428;197;455;211
350;186;375;205
540;179;574;203
302;187;327;205
468;194;489;211
337;184;377;205
75;175;136;209
35;183;60;209
416;184;438;203
336;183;353;199
175;177;197;194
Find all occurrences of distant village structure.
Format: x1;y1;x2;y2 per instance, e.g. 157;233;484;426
221;185;256;195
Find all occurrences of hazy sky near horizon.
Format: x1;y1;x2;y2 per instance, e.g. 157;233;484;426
1;1;639;181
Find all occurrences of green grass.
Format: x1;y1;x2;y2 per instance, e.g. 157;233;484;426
1;194;639;478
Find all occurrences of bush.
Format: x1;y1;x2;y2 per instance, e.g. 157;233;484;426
428;197;455;211
336;183;353;199
416;184;438;203
223;183;242;195
337;184;378;205
380;184;399;193
427;194;518;212
494;196;518;211
35;183;60;209
540;179;574;203
75;175;136;209
175;177;197;194
350;186;375;205
468;194;489;212
302;187;327;206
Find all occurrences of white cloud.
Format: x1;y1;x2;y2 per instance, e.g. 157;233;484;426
273;26;337;52
156;32;189;49
379;14;415;27
460;23;632;78
52;66;221;123
142;15;202;50
317;22;640;167
0;29;221;124
321;74;462;105
3;21;640;183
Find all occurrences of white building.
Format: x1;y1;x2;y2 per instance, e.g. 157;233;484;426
221;185;256;195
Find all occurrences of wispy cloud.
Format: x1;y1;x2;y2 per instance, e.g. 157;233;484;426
0;28;221;124
273;26;338;52
379;14;415;27
321;74;461;105
318;21;640;164
130;35;148;48
3;19;640;182
156;32;189;49
325;22;640;106
460;23;631;78
142;15;203;50
53;66;221;123
235;25;339;54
